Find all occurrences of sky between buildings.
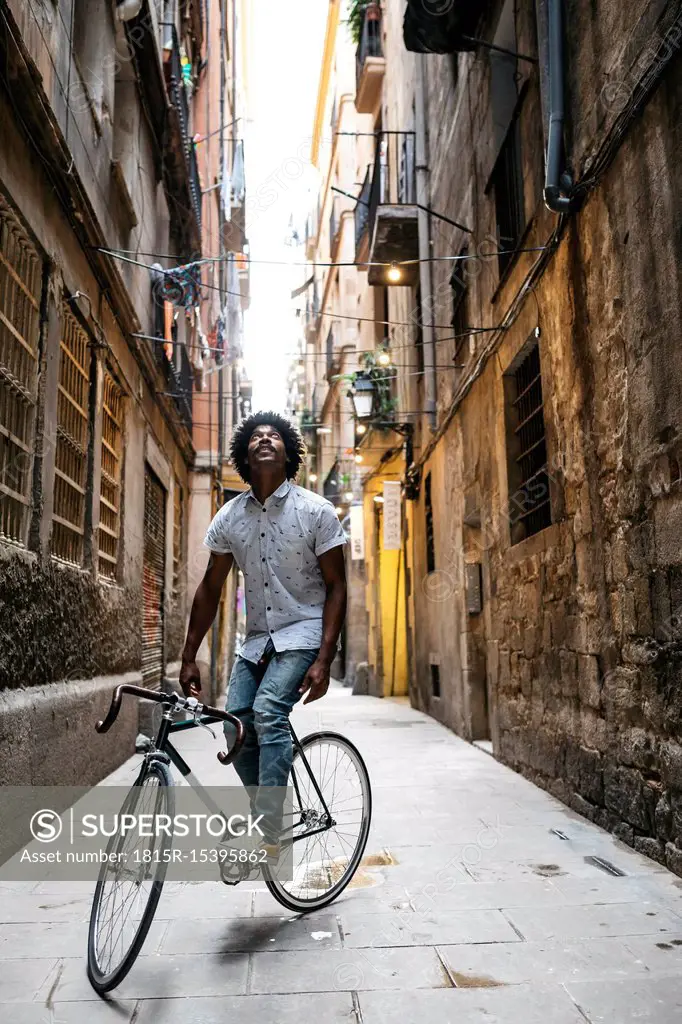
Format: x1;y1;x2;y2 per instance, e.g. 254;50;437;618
243;0;330;413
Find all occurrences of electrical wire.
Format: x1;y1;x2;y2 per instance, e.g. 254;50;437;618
94;243;551;272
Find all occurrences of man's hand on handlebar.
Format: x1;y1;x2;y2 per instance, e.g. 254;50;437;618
180;659;202;698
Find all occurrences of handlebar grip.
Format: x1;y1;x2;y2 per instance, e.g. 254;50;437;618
206;710;245;766
95;684;174;733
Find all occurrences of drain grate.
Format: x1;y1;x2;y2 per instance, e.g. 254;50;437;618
584;855;626;876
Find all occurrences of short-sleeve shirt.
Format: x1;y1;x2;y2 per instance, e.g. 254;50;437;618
203;480;347;663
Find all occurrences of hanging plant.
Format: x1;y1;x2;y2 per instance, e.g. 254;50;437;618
346;0;379;46
360;351;397;422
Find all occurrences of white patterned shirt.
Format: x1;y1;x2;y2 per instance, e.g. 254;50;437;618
203;480;347;663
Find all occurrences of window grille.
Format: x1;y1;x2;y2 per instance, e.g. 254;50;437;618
507;341;551;541
172;478;183;597
53;305;91;564
492;117;524;279
0;195;41;546
99;370;124;579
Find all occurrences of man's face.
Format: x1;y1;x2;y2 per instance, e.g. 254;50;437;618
247;423;287;475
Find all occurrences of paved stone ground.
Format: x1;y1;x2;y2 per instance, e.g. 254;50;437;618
3;683;682;1022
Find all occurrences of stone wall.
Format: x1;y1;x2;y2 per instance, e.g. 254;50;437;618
401;0;682;872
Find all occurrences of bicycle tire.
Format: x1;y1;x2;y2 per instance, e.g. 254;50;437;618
87;759;174;993
264;731;372;913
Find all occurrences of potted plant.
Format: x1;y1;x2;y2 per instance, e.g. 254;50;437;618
346;0;381;46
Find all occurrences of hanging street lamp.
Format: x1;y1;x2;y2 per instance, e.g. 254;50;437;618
349;372;376;421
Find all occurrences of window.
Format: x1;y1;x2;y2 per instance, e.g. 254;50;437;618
450;249;468;364
98;370;124;580
425;471;435;573
430;663;441;699
492;116;525;279
0;195;41;546
53;305;91;565
505;339;551;543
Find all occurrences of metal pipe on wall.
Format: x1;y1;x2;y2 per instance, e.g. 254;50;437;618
414;53;436;430
543;0;575;211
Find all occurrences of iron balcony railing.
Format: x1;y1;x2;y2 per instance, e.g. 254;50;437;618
354;165;371;255
165;345;193;434
356;5;383;94
162;24;202;233
329;197;340;256
355;131;416;259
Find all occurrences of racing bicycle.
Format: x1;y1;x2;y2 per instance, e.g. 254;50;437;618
86;684;372;993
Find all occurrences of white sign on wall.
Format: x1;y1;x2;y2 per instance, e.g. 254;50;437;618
383;481;402;550
349;504;365;561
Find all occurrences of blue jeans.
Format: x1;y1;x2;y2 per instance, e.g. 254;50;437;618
223;645;319;843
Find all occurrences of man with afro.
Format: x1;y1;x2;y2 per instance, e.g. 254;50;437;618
180;412;347;862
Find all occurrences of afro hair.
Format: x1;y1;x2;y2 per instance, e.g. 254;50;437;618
229;411;306;484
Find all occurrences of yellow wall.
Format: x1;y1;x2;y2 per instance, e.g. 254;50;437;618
380;544;408;697
363;471;408;698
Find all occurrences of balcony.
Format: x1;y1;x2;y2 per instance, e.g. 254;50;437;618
356;4;385;114
354;166;372;264
160;344;193;434
161;24;202;251
329;197;341;260
355;132;419;286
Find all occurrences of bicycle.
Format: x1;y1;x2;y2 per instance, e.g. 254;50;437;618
87;683;372;993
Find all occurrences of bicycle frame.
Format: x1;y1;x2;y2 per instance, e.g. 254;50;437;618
139;708;335;846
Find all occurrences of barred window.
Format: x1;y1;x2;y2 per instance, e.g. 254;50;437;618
53;305;91;564
0;196;41;546
172;477;183;597
99;370;124;580
505;339;552;543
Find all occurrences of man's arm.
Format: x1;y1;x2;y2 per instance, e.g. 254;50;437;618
179;551;234;697
299;545;347;705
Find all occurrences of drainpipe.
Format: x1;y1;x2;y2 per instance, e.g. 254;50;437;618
543;0;575;212
414;54;436;430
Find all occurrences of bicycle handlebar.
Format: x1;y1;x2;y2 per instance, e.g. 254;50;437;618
95;684;246;766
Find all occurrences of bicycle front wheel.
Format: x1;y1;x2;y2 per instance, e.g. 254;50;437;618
87;759;174;993
265;731;371;913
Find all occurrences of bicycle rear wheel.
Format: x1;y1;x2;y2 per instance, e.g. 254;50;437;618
265;731;371;913
87;759;174;993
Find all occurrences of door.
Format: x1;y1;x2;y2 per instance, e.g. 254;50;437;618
142;467;166;689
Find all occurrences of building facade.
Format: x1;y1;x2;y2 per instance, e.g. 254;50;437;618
297;0;682;872
0;0;250;786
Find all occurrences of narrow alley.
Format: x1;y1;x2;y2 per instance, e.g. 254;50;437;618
2;683;682;1022
1;0;682;1020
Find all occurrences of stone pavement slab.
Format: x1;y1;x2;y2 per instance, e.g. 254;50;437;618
248;944;449;993
160;913;342;953
504;901;682;941
340;908;521;947
51;952;249;1000
566;975;682;1023
3;681;682;1023
357;983;587;1023
134;992;356;1023
0;959;60;1002
7;1000;136;1024
437;936;650;985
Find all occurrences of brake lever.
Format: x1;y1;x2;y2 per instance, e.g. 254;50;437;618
185;698;216;739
